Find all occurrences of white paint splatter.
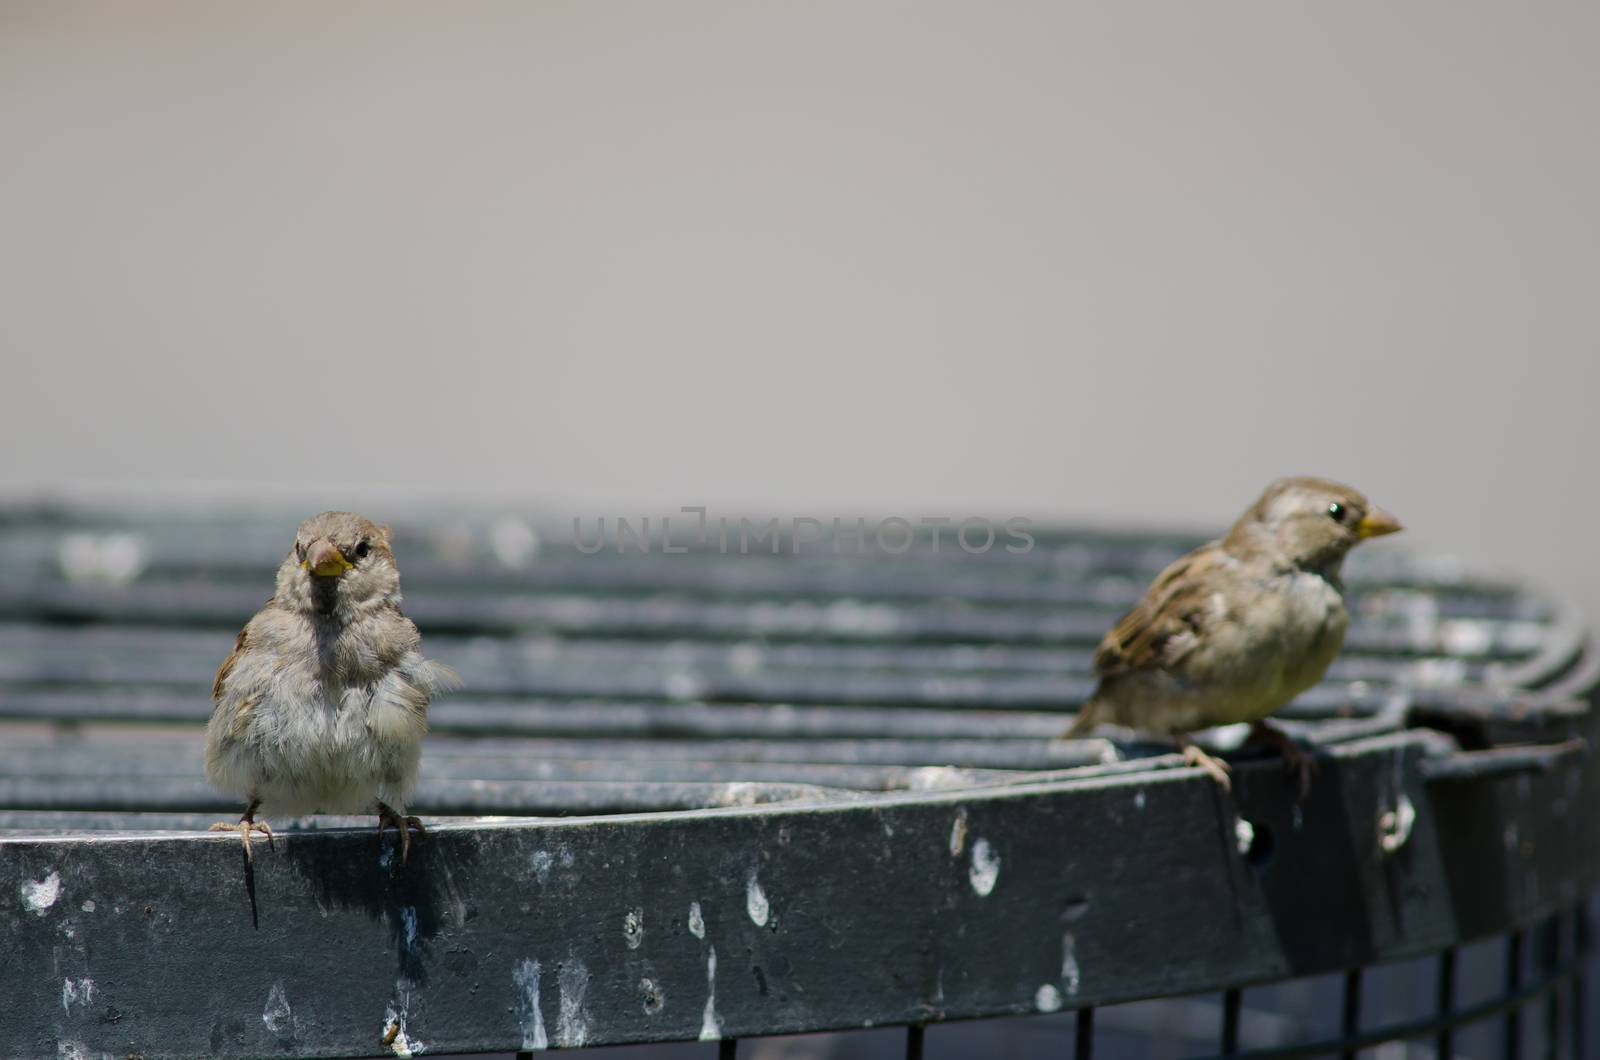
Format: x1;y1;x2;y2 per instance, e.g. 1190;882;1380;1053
400;907;419;951
439;863;468;928
531;850;554;883
556;959;590;1047
640;976;665;1014
1291;805;1304;831
56;1042;89;1060
1133;791;1147;810
378;845;395;870
698;946;722;1041
746;873;769;927
262;981;292;1036
1234;819;1255;857
688;901;706;939
1381;793;1417;854
1035;984;1063;1012
949;809;968;857
623;908;644;949
383;979;424;1057
22;871;62;915
512;958;547;1051
61;978;95;1014
968;838;1000;896
80;900;95;914
1062;931;1081;996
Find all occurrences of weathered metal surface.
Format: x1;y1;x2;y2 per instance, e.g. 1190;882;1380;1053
3;729;1596;1058
0;506;1594;1057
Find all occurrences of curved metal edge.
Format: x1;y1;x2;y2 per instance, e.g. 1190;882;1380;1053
1488;602;1591;692
1419;738;1588;783
3;725;1594;1059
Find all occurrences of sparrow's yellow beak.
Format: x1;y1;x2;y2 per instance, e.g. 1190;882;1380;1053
303;539;352;577
1356;508;1403;539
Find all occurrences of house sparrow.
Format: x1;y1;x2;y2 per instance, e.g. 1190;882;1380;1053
1063;477;1402;795
205;512;449;863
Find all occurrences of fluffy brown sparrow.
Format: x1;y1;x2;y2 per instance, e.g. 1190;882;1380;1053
1064;477;1402;795
204;512;449;862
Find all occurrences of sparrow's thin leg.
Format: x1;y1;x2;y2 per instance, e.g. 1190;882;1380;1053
376;801;427;864
209;798;274;863
1175;735;1232;792
1249;720;1318;801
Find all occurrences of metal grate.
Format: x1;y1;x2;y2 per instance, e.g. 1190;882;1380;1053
0;504;1594;1059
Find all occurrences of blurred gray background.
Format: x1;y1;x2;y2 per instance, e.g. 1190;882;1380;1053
2;1;1597;615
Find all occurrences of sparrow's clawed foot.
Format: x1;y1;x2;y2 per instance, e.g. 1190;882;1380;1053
210;813;274;863
377;802;426;864
1177;736;1232;792
1249;720;1318;801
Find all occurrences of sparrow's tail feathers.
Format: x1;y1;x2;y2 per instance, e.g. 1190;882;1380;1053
1061;698;1102;740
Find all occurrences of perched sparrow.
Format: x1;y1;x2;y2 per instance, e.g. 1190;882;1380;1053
205;512;449;862
1063;477;1402;795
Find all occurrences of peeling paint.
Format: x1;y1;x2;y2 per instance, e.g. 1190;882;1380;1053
79;900;95;914
1134;790;1147;810
1234;819;1255;857
1380;793;1417;854
640;977;665;1015
382;978;424;1057
61;978;94;1015
688;901;706;939
949;809;968;857
531;850;554;884
556;959;590;1047
1062;931;1081;995
623;908;644;949
438;862;468;928
512;958;547;1051
968;838;1000;896
400;906;419;952
22;871;61;915
746;873;769;927
1035;984;1063;1012
698;946;722;1041
262;981;292;1037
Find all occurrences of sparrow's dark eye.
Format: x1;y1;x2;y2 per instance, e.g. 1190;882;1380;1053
1327;503;1347;523
355;541;370;559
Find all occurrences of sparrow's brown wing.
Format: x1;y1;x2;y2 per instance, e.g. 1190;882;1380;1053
211;627;248;701
1093;543;1231;677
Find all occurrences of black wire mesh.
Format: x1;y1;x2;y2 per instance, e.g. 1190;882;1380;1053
563;906;1589;1059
